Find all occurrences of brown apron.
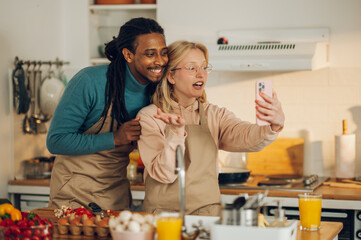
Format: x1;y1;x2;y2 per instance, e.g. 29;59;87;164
143;101;221;216
49;107;134;210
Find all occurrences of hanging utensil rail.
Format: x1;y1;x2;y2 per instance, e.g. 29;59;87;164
13;56;70;68
12;56;70;135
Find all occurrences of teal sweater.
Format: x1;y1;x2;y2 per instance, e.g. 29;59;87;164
47;64;149;155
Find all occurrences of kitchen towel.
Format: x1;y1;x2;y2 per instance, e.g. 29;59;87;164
335;134;356;179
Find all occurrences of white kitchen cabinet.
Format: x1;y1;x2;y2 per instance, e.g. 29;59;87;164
20;195;50;212
88;2;157;65
8;185;50;212
7;183;144;211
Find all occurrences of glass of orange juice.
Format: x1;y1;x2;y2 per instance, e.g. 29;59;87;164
156;212;182;240
298;193;322;231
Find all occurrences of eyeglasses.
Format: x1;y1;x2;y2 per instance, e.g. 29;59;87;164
172;64;213;75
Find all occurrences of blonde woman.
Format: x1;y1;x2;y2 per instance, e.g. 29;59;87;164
137;40;285;216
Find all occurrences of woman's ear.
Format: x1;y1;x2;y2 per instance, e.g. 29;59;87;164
122;48;134;63
167;71;176;85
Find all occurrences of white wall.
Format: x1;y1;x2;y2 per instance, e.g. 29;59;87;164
158;0;361;176
0;0;88;198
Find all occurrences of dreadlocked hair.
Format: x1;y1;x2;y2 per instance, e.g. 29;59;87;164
96;17;165;134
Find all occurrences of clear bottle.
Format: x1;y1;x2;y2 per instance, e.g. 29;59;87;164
127;149;139;182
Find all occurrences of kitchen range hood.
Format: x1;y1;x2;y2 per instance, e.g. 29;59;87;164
208;28;329;71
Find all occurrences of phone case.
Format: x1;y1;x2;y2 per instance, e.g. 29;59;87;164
256;80;272;126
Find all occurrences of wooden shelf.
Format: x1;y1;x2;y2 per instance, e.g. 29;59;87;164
89;4;156;11
88;3;157;64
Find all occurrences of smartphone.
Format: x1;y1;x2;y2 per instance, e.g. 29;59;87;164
256;80;272;126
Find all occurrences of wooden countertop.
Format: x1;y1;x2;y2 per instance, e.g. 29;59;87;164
32;207;342;240
297;221;342;240
10;179;51;186
9;178;361;201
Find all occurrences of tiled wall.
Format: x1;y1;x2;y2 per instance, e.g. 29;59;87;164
207;67;361;177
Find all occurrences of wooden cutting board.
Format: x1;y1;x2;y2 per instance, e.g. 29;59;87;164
247;138;304;175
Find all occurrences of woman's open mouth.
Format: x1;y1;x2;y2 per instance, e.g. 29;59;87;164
193;81;204;89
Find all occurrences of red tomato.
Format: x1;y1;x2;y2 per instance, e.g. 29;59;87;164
22;229;32;238
1;219;14;227
28;220;35;227
22;211;29;219
4;227;12;235
16;219;28;228
33;228;41;236
37;221;45;226
10;225;21;235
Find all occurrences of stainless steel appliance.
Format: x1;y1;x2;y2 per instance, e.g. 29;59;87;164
219;174;329;192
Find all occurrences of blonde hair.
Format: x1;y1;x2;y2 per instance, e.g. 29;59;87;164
152;40;208;113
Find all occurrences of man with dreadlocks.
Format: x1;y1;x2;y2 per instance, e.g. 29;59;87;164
47;18;168;210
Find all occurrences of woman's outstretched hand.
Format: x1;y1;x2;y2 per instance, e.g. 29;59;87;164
255;91;285;132
154;108;186;136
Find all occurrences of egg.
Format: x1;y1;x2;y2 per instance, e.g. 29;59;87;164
95;214;102;223
68;213;76;222
118;210;132;223
81;214;89;222
109;217;117;228
131;213;145;224
108;211;156;235
144;214;154;224
83;217;95;226
96;218;109;227
128;220;141;232
57;217;69;225
70;217;81;225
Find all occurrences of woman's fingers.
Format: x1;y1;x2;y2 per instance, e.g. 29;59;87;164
157;108;163;115
176;116;185;126
168;115;185;126
154;109;185;127
255;90;285;131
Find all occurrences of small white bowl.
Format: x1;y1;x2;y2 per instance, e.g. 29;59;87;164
110;229;155;240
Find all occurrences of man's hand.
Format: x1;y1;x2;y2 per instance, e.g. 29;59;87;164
113;117;141;146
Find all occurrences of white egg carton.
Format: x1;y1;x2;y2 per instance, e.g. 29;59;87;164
210;220;298;240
